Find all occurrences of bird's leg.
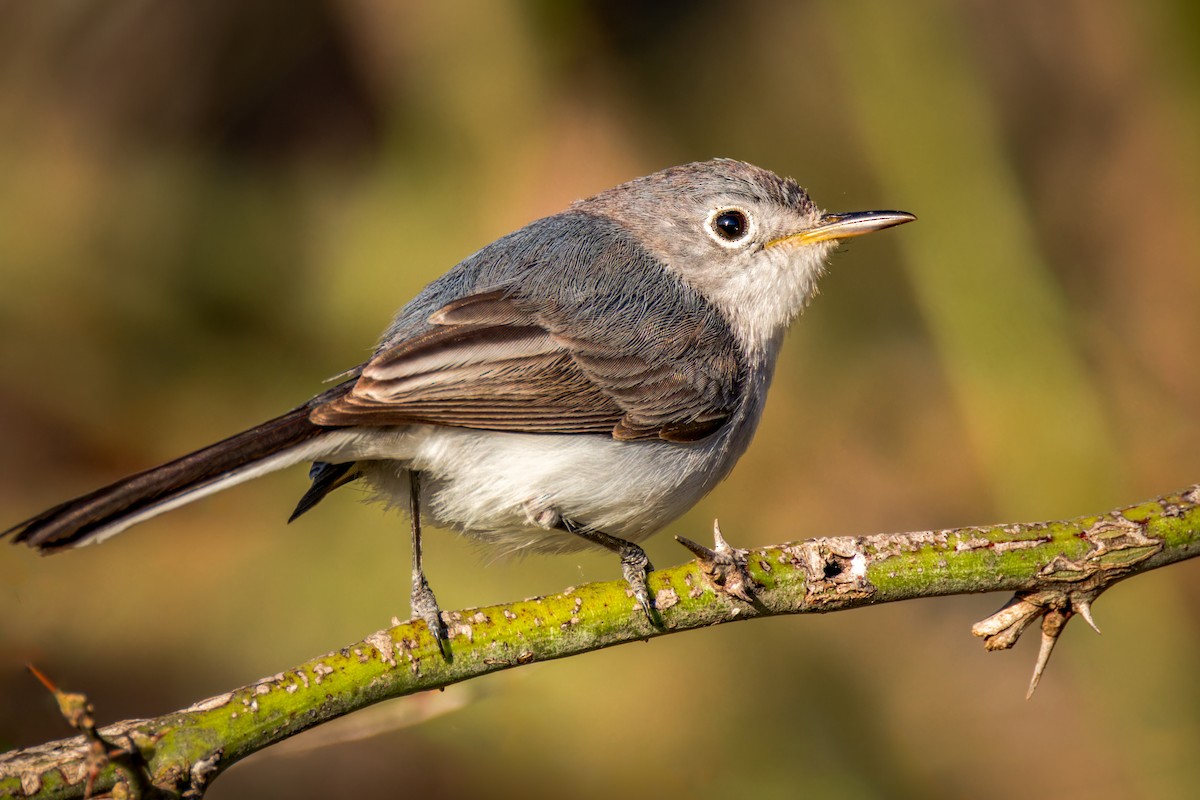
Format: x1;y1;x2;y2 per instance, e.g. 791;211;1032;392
559;517;657;623
408;470;449;655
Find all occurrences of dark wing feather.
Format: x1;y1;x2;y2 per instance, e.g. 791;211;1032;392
560;335;742;441
311;292;737;440
311;214;745;440
311;312;624;433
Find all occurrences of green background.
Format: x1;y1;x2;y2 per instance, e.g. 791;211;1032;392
2;1;1199;797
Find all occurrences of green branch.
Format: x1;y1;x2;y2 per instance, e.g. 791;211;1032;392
3;484;1199;799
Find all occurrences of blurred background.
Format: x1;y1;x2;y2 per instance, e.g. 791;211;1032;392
1;0;1199;797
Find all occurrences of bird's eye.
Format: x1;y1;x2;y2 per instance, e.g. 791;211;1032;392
710;209;750;244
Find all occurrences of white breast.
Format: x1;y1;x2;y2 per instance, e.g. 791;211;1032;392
318;365;772;556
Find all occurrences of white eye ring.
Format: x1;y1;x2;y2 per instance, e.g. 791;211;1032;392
705;207;755;248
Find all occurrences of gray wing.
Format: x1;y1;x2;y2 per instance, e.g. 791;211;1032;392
310;212;745;442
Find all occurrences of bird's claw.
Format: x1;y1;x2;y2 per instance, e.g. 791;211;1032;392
617;542;656;621
411;571;451;660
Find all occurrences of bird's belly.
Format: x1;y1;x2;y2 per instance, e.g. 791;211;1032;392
338;425;738;555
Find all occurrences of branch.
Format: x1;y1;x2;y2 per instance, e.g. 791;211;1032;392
4;484;1199;799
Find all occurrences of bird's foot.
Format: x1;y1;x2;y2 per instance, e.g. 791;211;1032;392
616;541;656;621
558;516;659;625
411;570;451;660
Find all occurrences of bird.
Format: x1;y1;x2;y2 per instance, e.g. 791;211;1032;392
4;159;914;646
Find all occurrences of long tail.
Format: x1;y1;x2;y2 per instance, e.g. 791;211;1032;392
5;405;332;551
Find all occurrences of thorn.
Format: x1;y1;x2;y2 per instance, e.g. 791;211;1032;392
27;663;58;693
978;588;1106;698
1076;599;1102;635
28;666;156;797
971;595;1043;650
1027;608;1069;699
676;520;738;561
712;519;732;553
675;534;714;561
29;664;96;731
675;520;756;604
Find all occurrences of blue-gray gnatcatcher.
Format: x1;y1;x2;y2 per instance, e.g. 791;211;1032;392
5;160;913;643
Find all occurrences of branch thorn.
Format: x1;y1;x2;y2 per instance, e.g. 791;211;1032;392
1027;608;1069;699
675;520;757;604
1076;599;1102;635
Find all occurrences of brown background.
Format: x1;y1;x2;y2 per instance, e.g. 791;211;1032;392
2;2;1199;798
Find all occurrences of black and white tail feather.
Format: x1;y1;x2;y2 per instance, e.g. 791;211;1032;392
4;399;345;551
